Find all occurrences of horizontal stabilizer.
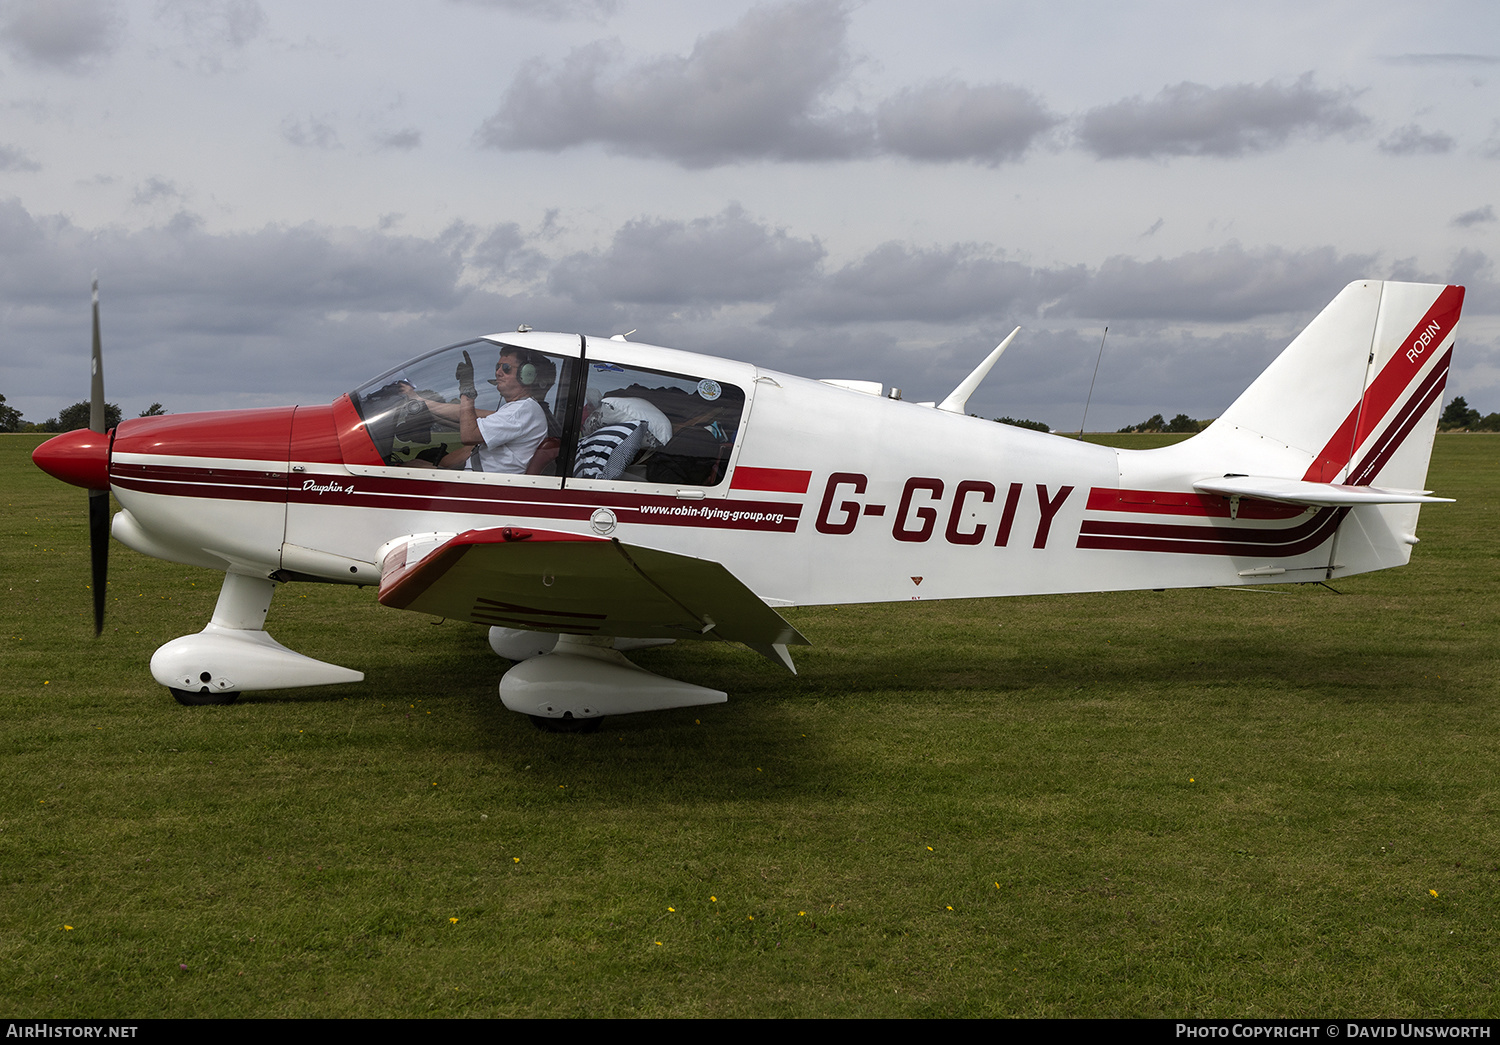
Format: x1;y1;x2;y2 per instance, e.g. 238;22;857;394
1193;475;1452;507
379;526;808;647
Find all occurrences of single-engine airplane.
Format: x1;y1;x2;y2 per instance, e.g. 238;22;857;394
33;279;1463;729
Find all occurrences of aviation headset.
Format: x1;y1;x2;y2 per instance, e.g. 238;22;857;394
490;348;539;389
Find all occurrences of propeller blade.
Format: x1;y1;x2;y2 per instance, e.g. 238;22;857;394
88;276;108;636
90;489;108;636
90;277;105;434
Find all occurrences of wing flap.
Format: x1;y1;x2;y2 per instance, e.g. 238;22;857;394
379;526;808;647
1193;476;1453;507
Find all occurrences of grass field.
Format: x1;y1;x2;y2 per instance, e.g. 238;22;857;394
3;431;1498;1018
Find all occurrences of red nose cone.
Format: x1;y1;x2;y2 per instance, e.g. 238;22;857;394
33;428;111;491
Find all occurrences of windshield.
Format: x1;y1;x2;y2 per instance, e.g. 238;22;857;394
351;339;575;470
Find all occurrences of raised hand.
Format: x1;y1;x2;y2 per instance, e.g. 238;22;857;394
456;350;477;400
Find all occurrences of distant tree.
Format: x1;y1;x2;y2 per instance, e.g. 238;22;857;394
1477;413;1500;432
139;403;167;417
993;416;1050;432
0;394;21;433
1441;396;1480;430
53;401;123;432
1119;412;1206;434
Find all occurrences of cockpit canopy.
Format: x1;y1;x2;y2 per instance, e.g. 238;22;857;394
350;335;747;487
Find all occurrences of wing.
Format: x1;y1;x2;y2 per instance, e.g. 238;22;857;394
378;526;809;650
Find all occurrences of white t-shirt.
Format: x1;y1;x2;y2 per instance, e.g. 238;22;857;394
468;398;547;474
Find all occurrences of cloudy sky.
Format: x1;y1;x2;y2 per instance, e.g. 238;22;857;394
3;0;1498;430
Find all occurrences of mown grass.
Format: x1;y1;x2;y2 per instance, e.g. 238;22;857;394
2;432;1498;1017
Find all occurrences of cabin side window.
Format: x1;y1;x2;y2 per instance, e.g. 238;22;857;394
572;361;745;487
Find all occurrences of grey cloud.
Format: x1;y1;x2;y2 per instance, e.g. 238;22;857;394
447;0;618;20
281;115;339;149
470;222;546;282
477;0;1063;168
0;198;465;322
1;0;122;72
770;242;1084;325
1381;53;1500;65
1448;248;1494;286
1058;244;1377;321
478;0;874;167
1442;252;1500;336
156;0;266;52
549;205;824;306
373;128;422;151
764;242;1377;333
1077;75;1367;159
0;199;479;417
132;177;184;206
1452;205;1496;228
875;80;1058;164
0;143;40;171
1378;124;1455;155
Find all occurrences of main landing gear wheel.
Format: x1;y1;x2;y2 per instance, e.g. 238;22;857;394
528;714;602;734
170;687;240;707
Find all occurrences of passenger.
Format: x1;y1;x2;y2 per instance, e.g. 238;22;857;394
400;348;549;473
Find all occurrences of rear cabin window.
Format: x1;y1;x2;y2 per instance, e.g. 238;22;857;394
573;361;744;487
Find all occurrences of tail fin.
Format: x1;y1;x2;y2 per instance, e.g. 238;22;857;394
1195;280;1463;492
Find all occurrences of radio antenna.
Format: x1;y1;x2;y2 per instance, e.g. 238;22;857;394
1076;327;1108;440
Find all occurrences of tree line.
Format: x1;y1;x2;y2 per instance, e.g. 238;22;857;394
0;396;165;433
1114;396;1500;436
1117;413;1207;434
1438;397;1500;431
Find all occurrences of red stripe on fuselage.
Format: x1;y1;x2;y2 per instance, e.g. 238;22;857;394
1078;356;1448;558
730;466;812;493
1085;488;1303;520
114;458;804;532
1078;507;1346;557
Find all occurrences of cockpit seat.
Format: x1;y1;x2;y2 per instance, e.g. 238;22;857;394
526;436;561;476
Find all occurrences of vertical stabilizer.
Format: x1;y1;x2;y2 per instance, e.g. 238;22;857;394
1195;280;1463;492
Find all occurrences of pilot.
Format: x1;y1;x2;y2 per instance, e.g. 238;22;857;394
401;348;552;473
